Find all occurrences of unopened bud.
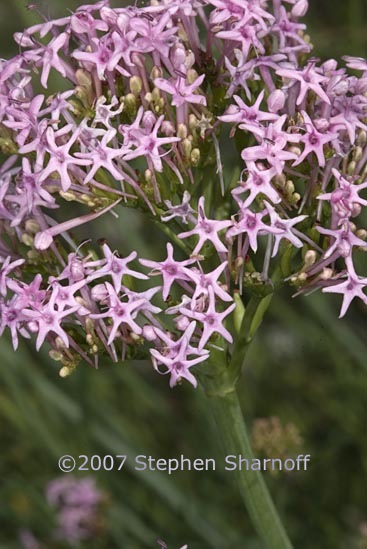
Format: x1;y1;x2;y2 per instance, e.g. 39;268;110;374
285;180;295;195
142;325;157;341
49;350;63;361
161;120;176;136
150;66;162;80
151;87;161;102
145;169;153;183
357;130;367;145
59;191;77;202
129;76;142;95
142;110;156;131
189;114;198;131
267;89;286;113
288;146;301;157
175;315;190;331
291;0;308;17
55;337;67;350
85;318;95;333
190;148;200;166
185;50;195;70
353;146;363;162
177;124;188;139
351;203;362;217
22;234;34;246
171;43;186;68
124;93;137;113
59;366;72;378
25;219;40;234
86;334;94;346
182;138;192;158
303;250;317;267
356;229;367;240
319;268;334;280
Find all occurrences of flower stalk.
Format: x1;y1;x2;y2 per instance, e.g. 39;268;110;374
200;306;292;548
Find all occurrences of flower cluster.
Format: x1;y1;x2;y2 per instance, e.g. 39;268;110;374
1;0;366;387
46;476;105;544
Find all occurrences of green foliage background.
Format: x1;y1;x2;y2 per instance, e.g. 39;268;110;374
0;1;366;548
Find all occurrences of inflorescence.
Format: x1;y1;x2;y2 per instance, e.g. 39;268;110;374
1;0;366;386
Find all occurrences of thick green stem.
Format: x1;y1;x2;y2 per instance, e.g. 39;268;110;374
199;290;292;548
201;372;293;549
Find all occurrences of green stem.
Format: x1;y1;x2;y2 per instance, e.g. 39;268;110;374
199;289;292;548
201;370;293;549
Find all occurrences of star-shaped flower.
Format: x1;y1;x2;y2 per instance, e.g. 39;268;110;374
154;74;207;108
179;197;232;255
323;271;367;317
90;283;145;344
180;287;235;350
87;245;147;292
140;243;195;300
265;201;307;256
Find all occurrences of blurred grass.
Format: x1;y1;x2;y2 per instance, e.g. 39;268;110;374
0;0;367;548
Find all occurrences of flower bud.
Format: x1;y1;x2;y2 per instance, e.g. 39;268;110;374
190;148;201;166
177;124;188;139
91;283;108;302
171;43;186;69
353;146;363;162
161;120;176;136
55;337;67;350
356;229;367;240
124;93;137;114
22;233;34;247
185;49;195;70
27;321;38;333
142;325;157;341
59;366;72;378
150;66;162;80
145;169;153;183
49;350;63;361
357;130;367;145
59;191;76;201
175;315;190;331
351;203;362;217
267;89;286;113
285;180;295;195
182;138;192;158
142;110;156;131
303;250;317;268
151;87;161;102
320;268;333;280
129;76;142;96
189;114;198;131
347;161;356;175
25;220;40;234
291;0;308;17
